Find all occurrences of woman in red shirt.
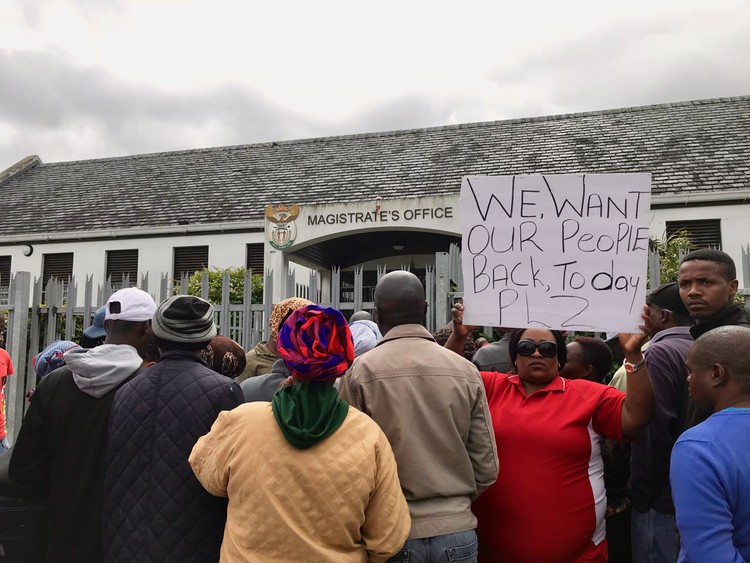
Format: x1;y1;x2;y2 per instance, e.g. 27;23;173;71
447;305;654;562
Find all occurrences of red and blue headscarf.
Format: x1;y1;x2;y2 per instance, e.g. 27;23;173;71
276;304;355;382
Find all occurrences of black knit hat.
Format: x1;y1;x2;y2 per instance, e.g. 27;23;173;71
152;295;217;344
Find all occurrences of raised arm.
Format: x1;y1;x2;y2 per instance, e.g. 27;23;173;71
618;305;656;440
444;303;478;356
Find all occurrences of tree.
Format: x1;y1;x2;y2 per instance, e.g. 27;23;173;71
187;267;264;304
649;229;694;285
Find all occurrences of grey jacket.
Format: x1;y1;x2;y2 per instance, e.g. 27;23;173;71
241;359;290;402
472;333;513;373
339;324;498;540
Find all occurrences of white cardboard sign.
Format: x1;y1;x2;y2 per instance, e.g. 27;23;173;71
460;173;651;332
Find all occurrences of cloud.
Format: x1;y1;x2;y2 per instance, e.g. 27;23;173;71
2;0;749;173
0;48;481;168
0;48;328;165
488;9;750;114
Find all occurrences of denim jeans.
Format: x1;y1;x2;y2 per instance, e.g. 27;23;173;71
631;508;679;563
388;530;478;563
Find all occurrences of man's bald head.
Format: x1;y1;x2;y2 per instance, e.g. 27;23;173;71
349;311;373;323
691;326;750;391
374;271;427;334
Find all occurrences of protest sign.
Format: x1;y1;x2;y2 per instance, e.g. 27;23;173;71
460;173;651;332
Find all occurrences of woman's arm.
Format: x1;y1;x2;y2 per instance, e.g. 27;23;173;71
444;302;478;356
618;305;656;439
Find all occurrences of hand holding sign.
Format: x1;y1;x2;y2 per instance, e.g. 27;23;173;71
460;174;651;332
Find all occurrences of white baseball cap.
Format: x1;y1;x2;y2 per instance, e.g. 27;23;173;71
105;287;157;322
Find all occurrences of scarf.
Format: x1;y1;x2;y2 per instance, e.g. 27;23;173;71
272;381;349;449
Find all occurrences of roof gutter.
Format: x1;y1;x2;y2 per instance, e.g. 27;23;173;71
2;189;748;244
651;189;750;206
0;219;266;245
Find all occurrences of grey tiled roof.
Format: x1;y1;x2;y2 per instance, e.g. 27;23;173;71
2;95;749;237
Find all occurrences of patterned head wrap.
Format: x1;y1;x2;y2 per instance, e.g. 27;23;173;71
33;340;79;378
269;297;313;342
200;335;247;378
276;304;355;382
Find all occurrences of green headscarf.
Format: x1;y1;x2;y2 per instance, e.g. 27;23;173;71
272;381;349;449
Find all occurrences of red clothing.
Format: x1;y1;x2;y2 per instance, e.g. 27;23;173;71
0;348;14;440
473;372;625;563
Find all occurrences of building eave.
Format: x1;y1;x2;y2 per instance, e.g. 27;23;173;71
0;219;266;245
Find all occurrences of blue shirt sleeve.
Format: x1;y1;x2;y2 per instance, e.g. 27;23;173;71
670;438;745;563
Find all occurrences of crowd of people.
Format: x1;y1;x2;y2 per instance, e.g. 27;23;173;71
1;247;749;562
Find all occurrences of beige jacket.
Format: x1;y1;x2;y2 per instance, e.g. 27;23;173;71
236;341;277;383
339;324;498;539
190;402;410;562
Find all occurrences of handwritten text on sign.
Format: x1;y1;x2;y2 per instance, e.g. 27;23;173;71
460;174;651;332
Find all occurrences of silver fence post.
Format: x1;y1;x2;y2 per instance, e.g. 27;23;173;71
242;271;253;350
262;270;274;342
425;264;435;333
353;266;363;314
6;271;31;443
648;247;661;290
219;272;231;336
742;244;750;317
64;276;77;340
331;267;341;309
82;275;94;333
435;252;450;328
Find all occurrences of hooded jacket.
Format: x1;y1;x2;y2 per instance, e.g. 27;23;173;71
9;344;144;563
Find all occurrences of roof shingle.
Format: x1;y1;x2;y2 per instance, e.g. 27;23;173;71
2;95;749;237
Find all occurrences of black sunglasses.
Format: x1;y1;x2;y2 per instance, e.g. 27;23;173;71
517;340;558;358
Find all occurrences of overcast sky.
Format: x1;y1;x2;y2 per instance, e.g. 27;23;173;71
1;0;749;170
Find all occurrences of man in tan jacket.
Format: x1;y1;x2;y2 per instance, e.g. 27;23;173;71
340;271;498;562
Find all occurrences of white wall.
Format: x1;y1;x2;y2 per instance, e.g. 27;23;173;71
650;203;750;283
4;198;749;306
1;230;265;305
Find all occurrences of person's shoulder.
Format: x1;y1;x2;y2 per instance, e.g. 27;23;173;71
472;343;501;362
644;333;692;366
247;340;271;356
341;405;391;442
241;370;276;390
648;327;693;348
196;365;240;390
676;414;725;446
233;400;271;416
37;364;74;386
479;371;513;391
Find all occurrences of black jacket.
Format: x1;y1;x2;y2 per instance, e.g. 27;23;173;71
9;360;141;563
103;351;243;562
690;303;750;339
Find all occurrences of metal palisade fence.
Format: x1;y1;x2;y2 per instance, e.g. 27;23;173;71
4;243;750;442
3;269;273;444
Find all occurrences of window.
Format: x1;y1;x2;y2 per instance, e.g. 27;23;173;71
42;252;74;285
106;249;139;288
42;252;74;302
0;255;10;305
666;219;722;250
173;245;208;279
246;243;264;274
